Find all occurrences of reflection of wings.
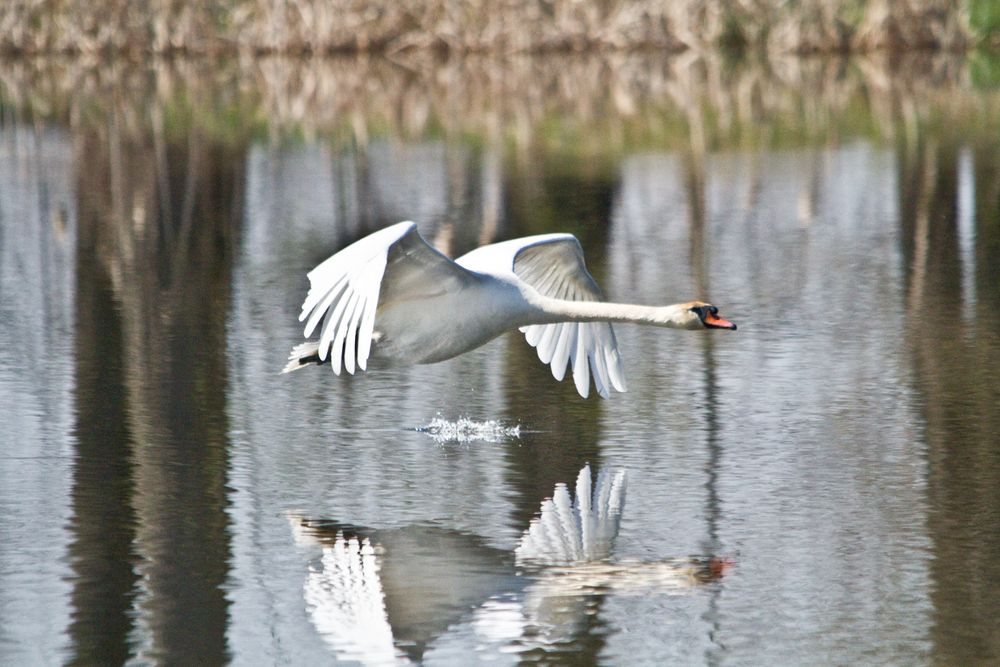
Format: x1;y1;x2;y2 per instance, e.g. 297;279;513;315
516;464;627;565
289;515;512;664
513;237;627;399
289;467;726;660
290;519;409;666
489;465;628;647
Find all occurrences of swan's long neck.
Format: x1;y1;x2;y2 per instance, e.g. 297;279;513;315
529;295;697;329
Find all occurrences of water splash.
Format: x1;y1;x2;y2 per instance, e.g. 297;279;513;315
415;417;521;444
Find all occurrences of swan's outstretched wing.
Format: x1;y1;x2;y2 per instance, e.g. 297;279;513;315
513;236;627;399
297;221;477;375
515;464;627;565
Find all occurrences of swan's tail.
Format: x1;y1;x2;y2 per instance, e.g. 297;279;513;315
282;341;324;373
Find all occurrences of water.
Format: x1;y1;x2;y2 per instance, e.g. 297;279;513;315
1;54;1000;665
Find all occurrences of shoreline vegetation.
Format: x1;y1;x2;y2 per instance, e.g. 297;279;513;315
2;52;998;154
1;1;997;57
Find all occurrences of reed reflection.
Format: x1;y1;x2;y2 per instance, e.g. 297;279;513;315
897;132;1000;665
68;202;140;665
289;464;728;664
66;102;242;663
3;53;997;160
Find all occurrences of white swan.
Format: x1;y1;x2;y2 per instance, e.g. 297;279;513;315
283;221;736;398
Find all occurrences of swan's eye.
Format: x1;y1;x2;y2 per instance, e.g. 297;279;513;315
709;306;718;315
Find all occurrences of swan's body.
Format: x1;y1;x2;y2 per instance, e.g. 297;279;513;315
285;221;736;398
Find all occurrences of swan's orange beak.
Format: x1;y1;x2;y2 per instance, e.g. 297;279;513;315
704;311;737;330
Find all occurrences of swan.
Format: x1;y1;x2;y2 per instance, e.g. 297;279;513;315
283;221;736;398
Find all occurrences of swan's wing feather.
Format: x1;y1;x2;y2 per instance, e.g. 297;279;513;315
298;221;477;374
512;237;627;398
572;323;590;399
551;323;575;383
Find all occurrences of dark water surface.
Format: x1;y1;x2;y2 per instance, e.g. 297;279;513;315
2;55;1000;665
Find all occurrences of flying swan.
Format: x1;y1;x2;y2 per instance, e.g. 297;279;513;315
283;221;736;398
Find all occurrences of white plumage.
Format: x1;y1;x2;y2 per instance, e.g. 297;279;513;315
515;464;627;565
301;533;404;665
463;234;626;398
286;221;736;398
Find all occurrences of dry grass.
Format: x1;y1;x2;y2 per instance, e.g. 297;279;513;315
0;0;978;56
1;52;994;155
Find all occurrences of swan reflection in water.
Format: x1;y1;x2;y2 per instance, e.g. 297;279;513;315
288;465;731;663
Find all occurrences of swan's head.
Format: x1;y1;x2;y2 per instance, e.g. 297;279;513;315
687;302;737;331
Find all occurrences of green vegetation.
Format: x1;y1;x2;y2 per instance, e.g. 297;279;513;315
971;0;1000;44
972;50;1000;89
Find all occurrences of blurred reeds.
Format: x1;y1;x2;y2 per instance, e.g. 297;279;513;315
0;0;985;56
2;52;997;155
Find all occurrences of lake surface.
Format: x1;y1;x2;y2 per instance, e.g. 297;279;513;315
1;54;999;665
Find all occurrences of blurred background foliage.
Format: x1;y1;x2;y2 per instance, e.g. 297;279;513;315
1;52;997;157
0;0;990;56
